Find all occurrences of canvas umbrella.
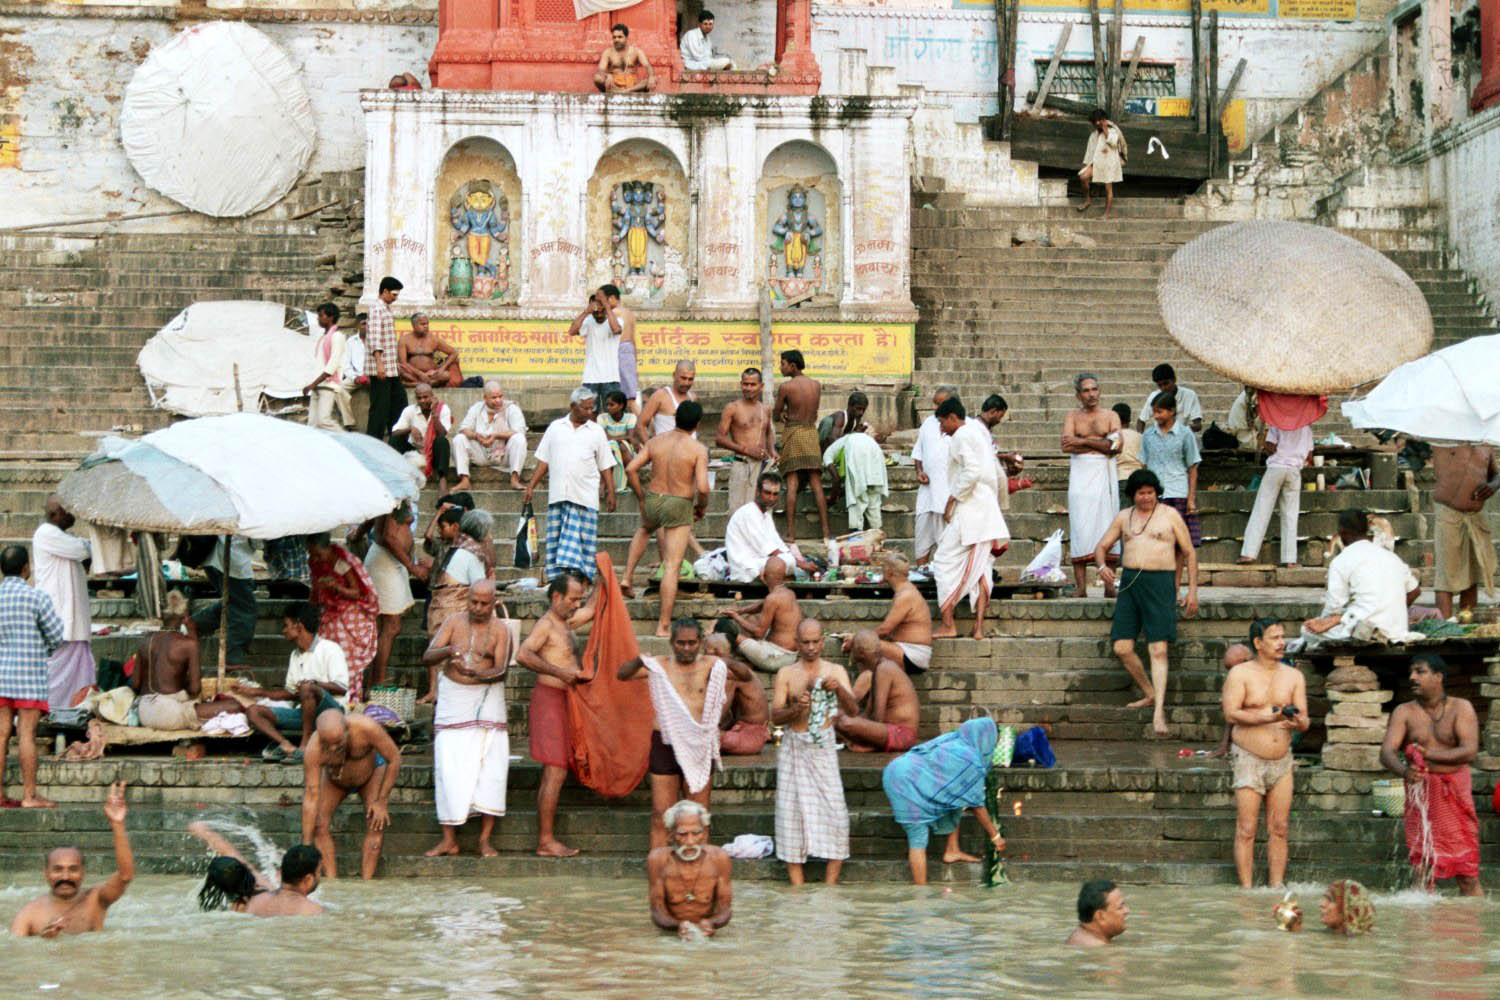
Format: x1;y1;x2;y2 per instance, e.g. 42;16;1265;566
1341;333;1500;446
56;413;421;685
1157;221;1434;394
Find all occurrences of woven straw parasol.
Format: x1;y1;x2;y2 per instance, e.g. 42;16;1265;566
1157;221;1433;394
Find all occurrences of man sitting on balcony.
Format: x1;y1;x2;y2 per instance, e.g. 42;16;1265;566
595;23;655;93
680;10;733;72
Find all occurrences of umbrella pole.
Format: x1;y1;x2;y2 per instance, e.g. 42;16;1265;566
218;534;230;691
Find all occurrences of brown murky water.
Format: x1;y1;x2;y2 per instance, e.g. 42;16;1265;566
1;876;1493;998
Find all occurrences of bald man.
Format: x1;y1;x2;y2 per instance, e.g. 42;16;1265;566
1208;643;1253;758
302;709;402;879
834;630;920;752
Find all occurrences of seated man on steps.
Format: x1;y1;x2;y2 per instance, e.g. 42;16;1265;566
594;22;655;93
723;471;817;584
679;9;734;72
1296;509;1419;651
848;551;932;675
132;590;240;731
720;556;802;674
834;630;920;753
454;380;527;492
706;628;770;755
391;383;456;493
236;601;348;764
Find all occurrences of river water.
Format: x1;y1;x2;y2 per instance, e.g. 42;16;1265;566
1;876;1493;998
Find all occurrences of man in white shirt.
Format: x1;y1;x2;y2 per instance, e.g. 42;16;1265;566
524;387;617;581
391;383;456;492
304;302;352;432
911;385;957;566
679;9;733;71
1136;363;1203;434
342;313;368;388
1297;510;1420;650
1238;422;1313;567
569;289;622;411
931;398;1010;640
31;496;94;709
454;380;528;492
191;535;258;670
723;472;816;583
236;601;348;764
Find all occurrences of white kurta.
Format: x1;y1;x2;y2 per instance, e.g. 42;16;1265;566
933;422;1010;611
724;503;795;583
31;523;90;640
1082;123;1127;184
911;415;951;515
1318;539;1420;641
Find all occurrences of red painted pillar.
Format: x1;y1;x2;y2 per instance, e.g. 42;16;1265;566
430;0;499;89
1474;0;1500;111
775;0;821;89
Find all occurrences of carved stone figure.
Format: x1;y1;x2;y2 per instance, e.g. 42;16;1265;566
769;184;822;278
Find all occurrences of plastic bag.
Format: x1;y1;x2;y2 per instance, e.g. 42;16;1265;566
1021;529;1067;584
694;548;729;582
514;502;537;569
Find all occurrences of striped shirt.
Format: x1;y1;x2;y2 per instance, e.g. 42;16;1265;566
0;576;66;702
364;298;397;377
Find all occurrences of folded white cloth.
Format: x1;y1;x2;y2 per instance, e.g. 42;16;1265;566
201;711;251;737
722;833;775;859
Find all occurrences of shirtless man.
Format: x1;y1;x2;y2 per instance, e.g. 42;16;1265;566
1095;468;1199;736
636;360;698;446
1062;374;1122;596
515;572;587;857
850;551;932;674
771;619;856;885
186;824;325;917
594;23;655;93
10;782;132;937
620;400;709;635
1220;619;1307;889
705;631;770;755
773;350;830;545
1066;879;1129;948
302;709;402;880
716;367;777;513
422;581;513;859
647;800;732;937
721;555;802;673
834;630;920;753
619;619;751;848
397;313;460;388
1207;642;1253;758
1430;444;1498;619
131;591;239;729
1380;654;1482;895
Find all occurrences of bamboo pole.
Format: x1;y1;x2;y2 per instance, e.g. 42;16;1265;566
1117;35;1146;119
1089;0;1105;107
217;536;229;691
995;0;1009;136
1003;0;1019;137
1190;0;1203;129
759;286;773;406
1031;22;1074;112
1108;0;1124;115
1208;11;1221;172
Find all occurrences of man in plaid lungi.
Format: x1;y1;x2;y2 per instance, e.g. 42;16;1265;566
770;618;855;885
0;545;65;808
524;388;616;581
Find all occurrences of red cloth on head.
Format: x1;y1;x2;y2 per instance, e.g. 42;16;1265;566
1407;765;1480;881
566;552;653;797
1257;391;1328;431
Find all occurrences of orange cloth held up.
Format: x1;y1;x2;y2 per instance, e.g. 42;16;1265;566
566;552;653;796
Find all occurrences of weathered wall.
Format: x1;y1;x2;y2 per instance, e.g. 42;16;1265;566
1421;104;1500;307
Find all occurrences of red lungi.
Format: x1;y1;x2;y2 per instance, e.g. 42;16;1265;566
1407;765;1480;881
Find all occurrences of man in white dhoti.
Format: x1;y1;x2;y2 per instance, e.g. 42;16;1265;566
422;581;513;859
679;9;734;71
771;619;856;885
31;496;94;709
911;385;958;565
931;399;1009;641
1077;108;1127;218
723;472;816;583
822;430;888;532
619;618;752;849
1062;373;1121;596
454;380;528;492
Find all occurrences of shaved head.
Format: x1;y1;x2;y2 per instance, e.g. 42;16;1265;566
316;709;348;743
850;629;880;665
1223;643;1252;669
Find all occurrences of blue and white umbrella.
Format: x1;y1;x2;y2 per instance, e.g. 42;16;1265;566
1342;334;1500;445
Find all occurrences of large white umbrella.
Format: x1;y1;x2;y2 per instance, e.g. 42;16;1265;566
120;22;315;217
1341;334;1500;445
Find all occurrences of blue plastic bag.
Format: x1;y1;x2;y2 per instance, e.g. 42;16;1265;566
1013;726;1056;768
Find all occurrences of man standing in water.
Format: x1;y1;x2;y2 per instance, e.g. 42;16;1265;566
1066;879;1129;947
1379;654;1482;896
647;800;733;937
10;782;133;936
516;572;587;858
1220;619;1307;889
303;709;402;880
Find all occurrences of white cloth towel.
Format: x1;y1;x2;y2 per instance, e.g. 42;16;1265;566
644;656;727;794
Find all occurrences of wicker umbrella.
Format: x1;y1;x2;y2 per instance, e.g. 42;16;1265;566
1157;221;1433;394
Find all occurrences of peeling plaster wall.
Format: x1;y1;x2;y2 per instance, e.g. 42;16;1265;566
434;137;521;302
0;12;433;228
1422;105;1500;307
585;140;691;307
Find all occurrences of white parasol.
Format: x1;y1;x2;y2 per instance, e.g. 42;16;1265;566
1341;334;1500;445
120;22;315;217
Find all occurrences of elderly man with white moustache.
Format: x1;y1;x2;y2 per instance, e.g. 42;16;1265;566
454;380;528;492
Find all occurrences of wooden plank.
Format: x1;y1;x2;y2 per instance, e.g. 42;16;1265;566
1219;56;1247;110
995;0;1008;137
1208;10;1220;173
1190;0;1202;128
1108;0;1124;113
1009;115;1225;179
1003;0;1019;137
1116;35;1146;120
1031;22;1074;112
1089;0;1106;107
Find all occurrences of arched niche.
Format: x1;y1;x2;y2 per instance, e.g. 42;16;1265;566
759;139;840;308
585;138;689;309
435;137;521;303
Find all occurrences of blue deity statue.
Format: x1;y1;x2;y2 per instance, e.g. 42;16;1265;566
450;183;508;277
769;185;822;278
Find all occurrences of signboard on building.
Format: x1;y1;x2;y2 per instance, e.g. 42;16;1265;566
429;319;915;381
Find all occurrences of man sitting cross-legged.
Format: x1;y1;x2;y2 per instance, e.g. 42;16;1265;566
236;601;349;764
834;629;921;753
720;556;803;674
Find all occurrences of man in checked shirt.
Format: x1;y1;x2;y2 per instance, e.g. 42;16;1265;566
364;276;407;443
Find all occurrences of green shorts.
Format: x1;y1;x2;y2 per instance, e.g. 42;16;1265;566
1109;568;1178;644
642;491;694;530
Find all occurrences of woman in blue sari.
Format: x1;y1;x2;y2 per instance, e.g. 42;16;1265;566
881;717;1007;884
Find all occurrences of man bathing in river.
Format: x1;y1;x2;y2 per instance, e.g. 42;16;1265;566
1066;878;1129;947
189;823;325;917
835;630;920;753
10;782;133;936
424;581;514;859
1220;619;1307;890
1094;468;1198;736
515;572;588;857
1380;654;1482;896
302;709;402;880
620;618;752;848
647;800;733;937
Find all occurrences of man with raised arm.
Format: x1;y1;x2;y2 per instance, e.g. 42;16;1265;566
10;782;132;936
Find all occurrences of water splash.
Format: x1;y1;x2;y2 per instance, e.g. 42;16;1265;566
192;815;284;884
